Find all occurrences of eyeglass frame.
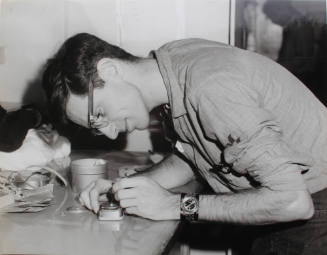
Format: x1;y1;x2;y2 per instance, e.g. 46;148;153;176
87;80;107;136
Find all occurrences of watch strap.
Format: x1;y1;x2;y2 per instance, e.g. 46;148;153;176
180;193;199;221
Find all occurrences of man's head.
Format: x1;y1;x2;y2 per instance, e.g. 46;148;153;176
42;33;151;139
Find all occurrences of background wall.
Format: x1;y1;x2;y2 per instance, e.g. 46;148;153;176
235;0;327;107
0;0;234;151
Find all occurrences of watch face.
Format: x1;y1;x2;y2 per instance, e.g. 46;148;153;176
184;198;197;211
182;196;199;214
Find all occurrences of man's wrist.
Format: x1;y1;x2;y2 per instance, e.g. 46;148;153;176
170;194;182;220
180;193;199;221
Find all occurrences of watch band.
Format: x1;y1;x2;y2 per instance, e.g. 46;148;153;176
180;193;199;221
180;211;198;221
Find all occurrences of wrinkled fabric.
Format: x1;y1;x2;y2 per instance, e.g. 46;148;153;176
153;38;327;194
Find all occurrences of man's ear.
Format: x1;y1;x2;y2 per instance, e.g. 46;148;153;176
97;58;121;81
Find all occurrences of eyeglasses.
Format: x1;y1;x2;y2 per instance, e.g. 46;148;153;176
87;80;108;136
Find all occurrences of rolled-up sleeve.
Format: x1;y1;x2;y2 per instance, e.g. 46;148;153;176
194;76;309;192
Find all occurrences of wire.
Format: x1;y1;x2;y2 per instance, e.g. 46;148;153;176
41;166;68;187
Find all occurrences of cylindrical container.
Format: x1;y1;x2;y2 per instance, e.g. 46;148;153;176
98;202;124;221
71;158;107;193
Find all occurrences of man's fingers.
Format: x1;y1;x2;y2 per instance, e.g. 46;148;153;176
99;194;108;202
119;198;137;208
79;179;112;213
115;188;137;201
90;179;113;213
90;189;100;213
125;206;138;216
79;181;96;209
118;166;137;177
92;179;113;194
113;176;150;192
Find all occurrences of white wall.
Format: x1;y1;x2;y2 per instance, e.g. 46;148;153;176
0;0;233;151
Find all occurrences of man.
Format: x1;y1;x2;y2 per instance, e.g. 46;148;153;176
43;33;327;254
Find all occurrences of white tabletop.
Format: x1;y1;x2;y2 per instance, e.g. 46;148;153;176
0;151;182;255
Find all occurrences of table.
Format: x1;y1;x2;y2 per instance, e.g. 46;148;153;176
0;150;191;255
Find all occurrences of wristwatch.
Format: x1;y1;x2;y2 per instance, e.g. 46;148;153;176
180;193;199;221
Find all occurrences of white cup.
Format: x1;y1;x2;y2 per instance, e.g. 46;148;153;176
71;158;107;193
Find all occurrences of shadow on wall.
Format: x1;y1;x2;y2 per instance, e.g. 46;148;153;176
22;65;47;109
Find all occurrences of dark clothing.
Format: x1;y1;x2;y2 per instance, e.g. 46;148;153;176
0;105;41;152
250;187;327;255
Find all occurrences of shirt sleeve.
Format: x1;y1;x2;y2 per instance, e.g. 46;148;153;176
194;75;309;192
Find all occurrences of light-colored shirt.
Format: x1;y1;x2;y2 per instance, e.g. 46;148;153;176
153;38;327;194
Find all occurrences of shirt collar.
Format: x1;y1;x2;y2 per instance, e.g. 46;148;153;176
151;49;187;118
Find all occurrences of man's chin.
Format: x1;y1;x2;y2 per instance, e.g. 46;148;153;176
107;132;119;140
100;130;119;140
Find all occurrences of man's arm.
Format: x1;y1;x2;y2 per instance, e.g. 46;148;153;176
111;173;314;222
79;152;195;214
139;153;195;190
192;82;315;225
199;187;314;225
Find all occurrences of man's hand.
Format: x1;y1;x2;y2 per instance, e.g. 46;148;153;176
118;165;149;177
112;176;180;220
79;179;113;213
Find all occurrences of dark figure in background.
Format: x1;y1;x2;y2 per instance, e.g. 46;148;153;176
277;20;327;106
263;0;327;106
243;0;327;106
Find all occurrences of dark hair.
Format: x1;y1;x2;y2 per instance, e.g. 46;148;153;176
262;0;302;27
42;33;140;125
